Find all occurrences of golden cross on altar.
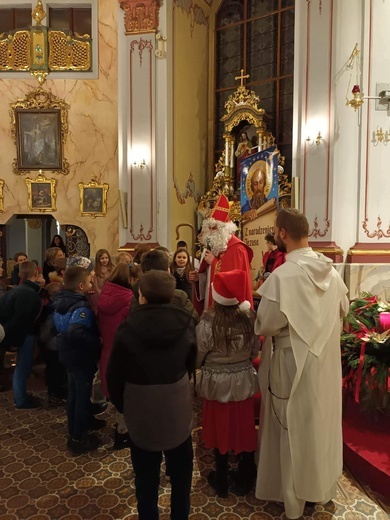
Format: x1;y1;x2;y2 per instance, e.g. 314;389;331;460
235;69;249;87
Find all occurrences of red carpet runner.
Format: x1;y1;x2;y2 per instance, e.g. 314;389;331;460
343;396;390;500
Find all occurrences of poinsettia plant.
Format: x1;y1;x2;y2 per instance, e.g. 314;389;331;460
341;293;390;414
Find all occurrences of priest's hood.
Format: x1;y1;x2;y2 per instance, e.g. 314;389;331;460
259;247;348;357
287;248;333;292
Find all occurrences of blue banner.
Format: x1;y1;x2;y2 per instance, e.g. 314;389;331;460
240;146;279;220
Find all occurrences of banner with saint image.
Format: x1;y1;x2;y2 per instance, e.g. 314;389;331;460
240;147;279;294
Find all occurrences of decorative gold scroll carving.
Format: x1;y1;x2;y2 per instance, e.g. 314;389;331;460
0;0;90;76
221;85;267;133
32;0;46;26
119;0;160;35
0;31;31;71
48;31;91;71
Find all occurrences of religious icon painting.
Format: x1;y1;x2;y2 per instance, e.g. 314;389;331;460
16;110;62;170
10;88;70;175
25;171;57;213
79;179;109;218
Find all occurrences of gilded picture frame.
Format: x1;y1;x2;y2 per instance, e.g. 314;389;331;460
25;171;57;213
10;88;70;175
0;180;4;213
79;179;109;218
15;109;62;171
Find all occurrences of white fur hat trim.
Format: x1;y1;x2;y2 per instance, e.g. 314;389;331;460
239;300;251;311
212;284;239;306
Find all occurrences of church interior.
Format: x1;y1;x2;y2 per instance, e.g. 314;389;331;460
0;0;389;518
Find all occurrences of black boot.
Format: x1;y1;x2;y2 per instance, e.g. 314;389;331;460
111;425;131;450
207;449;229;498
231;451;256;496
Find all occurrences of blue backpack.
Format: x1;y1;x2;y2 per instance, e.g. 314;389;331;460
53;303;93;335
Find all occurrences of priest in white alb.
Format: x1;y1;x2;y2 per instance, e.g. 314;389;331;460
254;208;349;519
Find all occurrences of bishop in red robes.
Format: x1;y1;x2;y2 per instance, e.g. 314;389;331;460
190;194;254;314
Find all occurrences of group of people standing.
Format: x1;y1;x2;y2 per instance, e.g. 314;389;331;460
0;200;350;520
107;198;349;520
172;197;348;520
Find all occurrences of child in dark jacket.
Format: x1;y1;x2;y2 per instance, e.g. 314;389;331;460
0;261;42;409
52;267;103;455
107;270;197;520
170;247;193;300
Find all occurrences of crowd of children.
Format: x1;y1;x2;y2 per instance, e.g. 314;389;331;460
0;239;263;519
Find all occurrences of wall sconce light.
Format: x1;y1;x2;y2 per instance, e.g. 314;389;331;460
133;159;147;169
306;132;323;146
372;128;390;146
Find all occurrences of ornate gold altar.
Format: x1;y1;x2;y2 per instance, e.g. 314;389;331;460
200;72;291;225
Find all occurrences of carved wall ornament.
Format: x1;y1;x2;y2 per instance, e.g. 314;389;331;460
130;38;154;66
129;224;153;241
306;0;322;15
27;219;42;229
174;172;201;205
10;88;70;176
308;216;330;238
32;0;46;26
119;0;160;35
362;216;390;239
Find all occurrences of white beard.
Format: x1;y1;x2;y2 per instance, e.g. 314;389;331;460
200;218;237;257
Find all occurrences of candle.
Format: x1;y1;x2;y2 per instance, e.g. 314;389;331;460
230;143;234;168
225;141;229;166
379;312;390;331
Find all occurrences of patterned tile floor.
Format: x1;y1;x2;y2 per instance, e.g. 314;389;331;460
0;387;389;520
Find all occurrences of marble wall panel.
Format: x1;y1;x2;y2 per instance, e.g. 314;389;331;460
345;263;390;300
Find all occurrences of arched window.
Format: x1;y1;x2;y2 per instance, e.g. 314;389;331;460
215;0;294;177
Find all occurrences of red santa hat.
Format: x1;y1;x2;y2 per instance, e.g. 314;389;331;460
210;194;231;223
212;269;250;309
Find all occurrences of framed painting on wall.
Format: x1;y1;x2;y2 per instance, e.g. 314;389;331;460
10;88;70;175
25;171;57;213
79;179;109;218
15;109;62;171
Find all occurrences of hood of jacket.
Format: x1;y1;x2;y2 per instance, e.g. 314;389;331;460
126;303;193;347
286;247;333;292
52;290;88;314
98;282;133;316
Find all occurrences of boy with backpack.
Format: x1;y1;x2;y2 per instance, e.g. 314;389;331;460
52;266;104;455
